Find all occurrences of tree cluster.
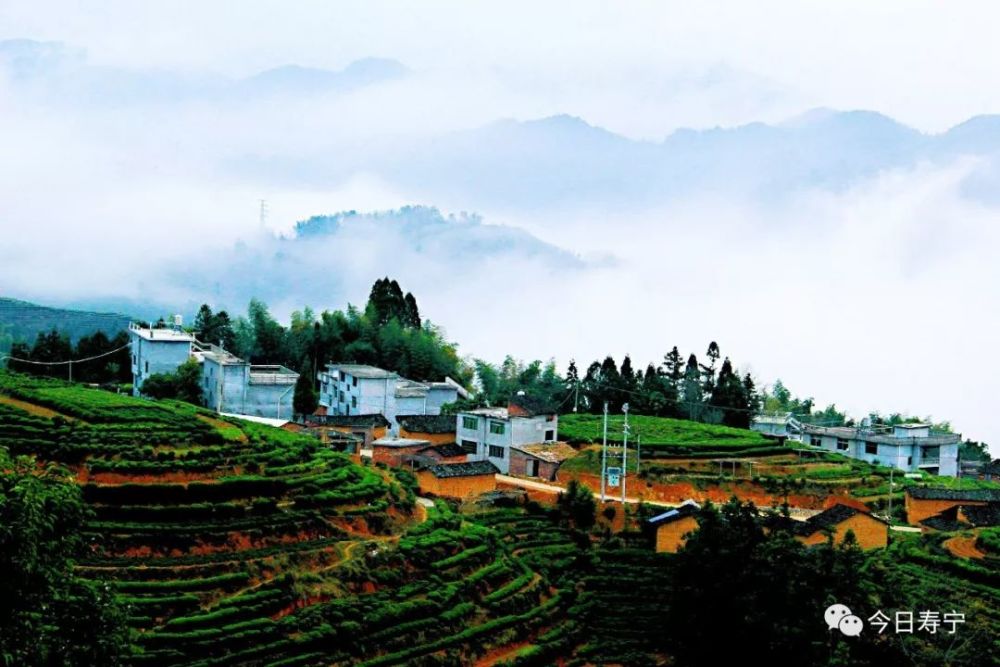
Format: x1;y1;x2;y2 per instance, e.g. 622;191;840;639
5;329;131;385
573;342;760;428
0;447;130;665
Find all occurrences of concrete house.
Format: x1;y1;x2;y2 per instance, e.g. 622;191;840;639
128;322;298;420
751;413;803;441
128;322;196;394
316;363;467;430
456;402;558;474
802;423;961;477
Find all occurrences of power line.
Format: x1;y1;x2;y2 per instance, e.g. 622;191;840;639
0;341;132;366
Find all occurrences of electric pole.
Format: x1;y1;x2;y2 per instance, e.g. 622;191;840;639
621;403;629;504
600;401;608;502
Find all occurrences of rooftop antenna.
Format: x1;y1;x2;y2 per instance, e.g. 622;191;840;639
258;199;269;230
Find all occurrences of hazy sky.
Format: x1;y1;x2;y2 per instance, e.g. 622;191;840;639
2;2;999;452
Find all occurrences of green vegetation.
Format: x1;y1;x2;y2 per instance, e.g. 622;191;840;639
560;412;771;450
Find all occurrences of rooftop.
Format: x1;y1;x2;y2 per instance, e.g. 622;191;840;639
395;378;430;398
511;442;577;463
372;436;432;448
220;413;289;428
795;504;885;536
906;486;1000;502
421;443;466;458
301;413;392;428
398;414;457;434
248;365;299;385
647;500;701;527
464;407;510;419
128;322;195;342
325;363;398;379
802;424;960;445
425;460;499;478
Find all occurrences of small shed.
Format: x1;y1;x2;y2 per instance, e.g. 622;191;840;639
509;442;577;481
371;436;433;467
416;461;499;499
647;500;701;553
419;443;468;464
300;413;391;446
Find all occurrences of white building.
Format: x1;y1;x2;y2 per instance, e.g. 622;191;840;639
456;403;558;474
316;363;467;430
751;413;803;441
128;321;298;420
802;423;961;477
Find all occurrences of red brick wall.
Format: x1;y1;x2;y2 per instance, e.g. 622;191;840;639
372;444;425;467
416;471;497;498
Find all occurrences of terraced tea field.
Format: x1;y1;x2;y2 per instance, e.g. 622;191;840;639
0;372;597;665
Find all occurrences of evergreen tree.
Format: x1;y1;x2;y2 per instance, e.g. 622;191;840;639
682;353;704;421
292;371;319;416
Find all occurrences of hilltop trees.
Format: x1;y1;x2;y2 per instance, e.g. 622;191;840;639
6;328;130;384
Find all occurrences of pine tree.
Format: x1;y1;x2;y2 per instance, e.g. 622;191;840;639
682;353;704;421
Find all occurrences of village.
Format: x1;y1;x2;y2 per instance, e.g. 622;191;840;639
127;319;1000;558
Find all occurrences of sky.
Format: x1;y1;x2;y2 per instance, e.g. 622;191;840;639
1;2;999;452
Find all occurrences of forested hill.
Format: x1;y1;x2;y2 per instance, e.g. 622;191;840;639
0;297;131;347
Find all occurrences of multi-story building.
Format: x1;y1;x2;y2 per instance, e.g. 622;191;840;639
127;321;298;420
801;422;961;477
455;402;558;474
129;321;196;394
316;363;466;430
195;345;298;419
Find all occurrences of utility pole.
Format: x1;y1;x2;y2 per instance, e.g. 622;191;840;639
600;401;608;502
573;381;579;413
887;466;894;523
621;403;629;504
259;199;269;230
636;432;641;473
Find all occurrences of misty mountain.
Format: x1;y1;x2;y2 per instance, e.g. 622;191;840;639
375;109;1000;210
0;297;131;346
60;206;586;320
0;39;409;105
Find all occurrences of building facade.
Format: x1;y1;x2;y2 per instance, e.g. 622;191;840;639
802;423;961;477
455;406;558;474
316;363;466;431
128;322;196;394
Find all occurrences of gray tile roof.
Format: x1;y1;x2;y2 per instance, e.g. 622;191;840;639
426;461;499;478
906;487;1000;502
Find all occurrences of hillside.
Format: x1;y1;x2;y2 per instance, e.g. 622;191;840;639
0;296;131;347
0;372;577;665
557;413;997;515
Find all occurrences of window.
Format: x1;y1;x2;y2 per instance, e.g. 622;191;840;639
352;376;358;387
339;390;345;402
865;442;878;455
836;438;849;451
544;429;555;441
351;396;357;408
145;361;149;373
488;445;504;458
810;435;822;447
907;456;912;466
462;416;478;430
489;421;506;435
461;439;478;454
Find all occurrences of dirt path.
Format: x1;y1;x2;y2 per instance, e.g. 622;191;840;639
943;535;987;560
0;394;77;420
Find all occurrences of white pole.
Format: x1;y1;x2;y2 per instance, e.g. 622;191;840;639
622;403;629;504
601;401;608;502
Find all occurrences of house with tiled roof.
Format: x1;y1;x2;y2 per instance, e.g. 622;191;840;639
456;395;558;474
416;461;499;499
647;500;701;553
905;486;1000;524
802;422;961;477
509;442;577;481
793;504;888;550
